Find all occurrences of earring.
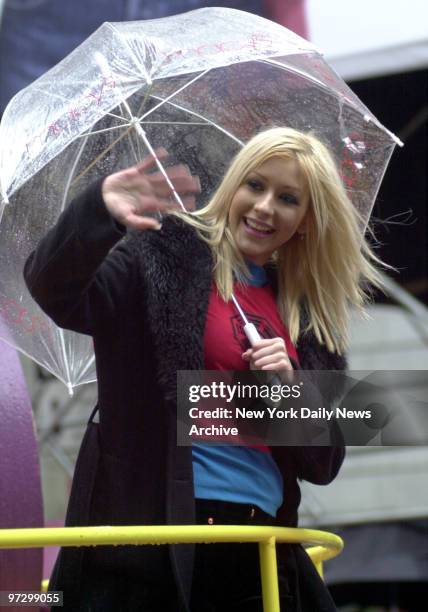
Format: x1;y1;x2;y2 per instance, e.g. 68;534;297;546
299;233;305;241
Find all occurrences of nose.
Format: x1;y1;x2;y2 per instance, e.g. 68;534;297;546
254;190;274;215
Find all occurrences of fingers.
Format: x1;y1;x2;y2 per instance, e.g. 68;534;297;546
242;338;293;371
108;156;200;198
123;214;162;231
135;148;169;173
254;354;293;370
136;194;177;214
102;153;200;231
147;166;201;197
178;195;196;211
125;163;200;202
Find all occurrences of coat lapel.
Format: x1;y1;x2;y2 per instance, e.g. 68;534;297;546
131;216;213;402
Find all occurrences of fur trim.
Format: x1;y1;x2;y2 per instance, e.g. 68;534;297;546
128;216;213;401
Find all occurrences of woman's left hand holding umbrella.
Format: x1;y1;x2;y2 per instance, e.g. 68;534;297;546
102;148;201;231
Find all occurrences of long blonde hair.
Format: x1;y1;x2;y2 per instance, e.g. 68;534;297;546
174;127;386;354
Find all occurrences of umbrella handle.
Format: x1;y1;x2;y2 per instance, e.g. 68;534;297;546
244;322;261;346
243;323;289;390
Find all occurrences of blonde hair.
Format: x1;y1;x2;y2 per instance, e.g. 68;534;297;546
173;127;386;355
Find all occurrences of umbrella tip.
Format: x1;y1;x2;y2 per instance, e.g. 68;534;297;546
363;113;404;147
66;382;74;397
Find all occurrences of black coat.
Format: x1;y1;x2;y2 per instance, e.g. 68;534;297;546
24;181;346;611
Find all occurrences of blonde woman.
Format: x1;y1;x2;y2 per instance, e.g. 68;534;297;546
25;128;382;611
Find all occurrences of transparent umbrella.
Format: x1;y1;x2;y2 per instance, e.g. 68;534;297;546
0;7;402;391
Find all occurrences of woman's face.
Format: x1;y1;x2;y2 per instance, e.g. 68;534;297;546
228;156;310;266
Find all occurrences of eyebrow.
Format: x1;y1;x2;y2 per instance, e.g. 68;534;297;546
251;170;302;194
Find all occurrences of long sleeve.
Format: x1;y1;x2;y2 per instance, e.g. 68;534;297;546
293;368;345;484
289;445;345;485
271;368;345;485
286;328;347;485
23;180;135;336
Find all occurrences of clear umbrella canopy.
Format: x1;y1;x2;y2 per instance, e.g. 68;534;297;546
0;8;402;390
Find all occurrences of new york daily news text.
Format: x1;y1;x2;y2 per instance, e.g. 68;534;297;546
177;371;428;446
188;381;370;419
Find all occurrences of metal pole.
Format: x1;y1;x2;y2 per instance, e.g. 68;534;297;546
259;536;281;612
0;1;5;29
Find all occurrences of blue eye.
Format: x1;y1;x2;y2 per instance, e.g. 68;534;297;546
247;178;262;190
280;193;299;205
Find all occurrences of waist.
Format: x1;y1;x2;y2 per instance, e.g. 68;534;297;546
195;498;276;526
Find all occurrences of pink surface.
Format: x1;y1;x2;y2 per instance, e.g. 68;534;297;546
0;318;43;610
265;0;308;38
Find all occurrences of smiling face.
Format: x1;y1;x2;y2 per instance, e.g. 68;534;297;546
228;156;310;266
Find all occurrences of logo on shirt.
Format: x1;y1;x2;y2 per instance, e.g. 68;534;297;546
231;314;277;350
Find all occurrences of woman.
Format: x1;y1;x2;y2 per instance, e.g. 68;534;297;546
24;127;383;611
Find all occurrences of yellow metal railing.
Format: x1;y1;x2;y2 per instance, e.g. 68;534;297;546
0;525;343;612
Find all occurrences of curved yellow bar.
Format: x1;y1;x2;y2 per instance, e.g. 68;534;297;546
0;524;343;550
1;525;343;612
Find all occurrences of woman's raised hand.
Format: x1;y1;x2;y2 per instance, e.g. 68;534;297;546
102;148;200;231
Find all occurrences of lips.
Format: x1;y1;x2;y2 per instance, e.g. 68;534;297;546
243;217;274;235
